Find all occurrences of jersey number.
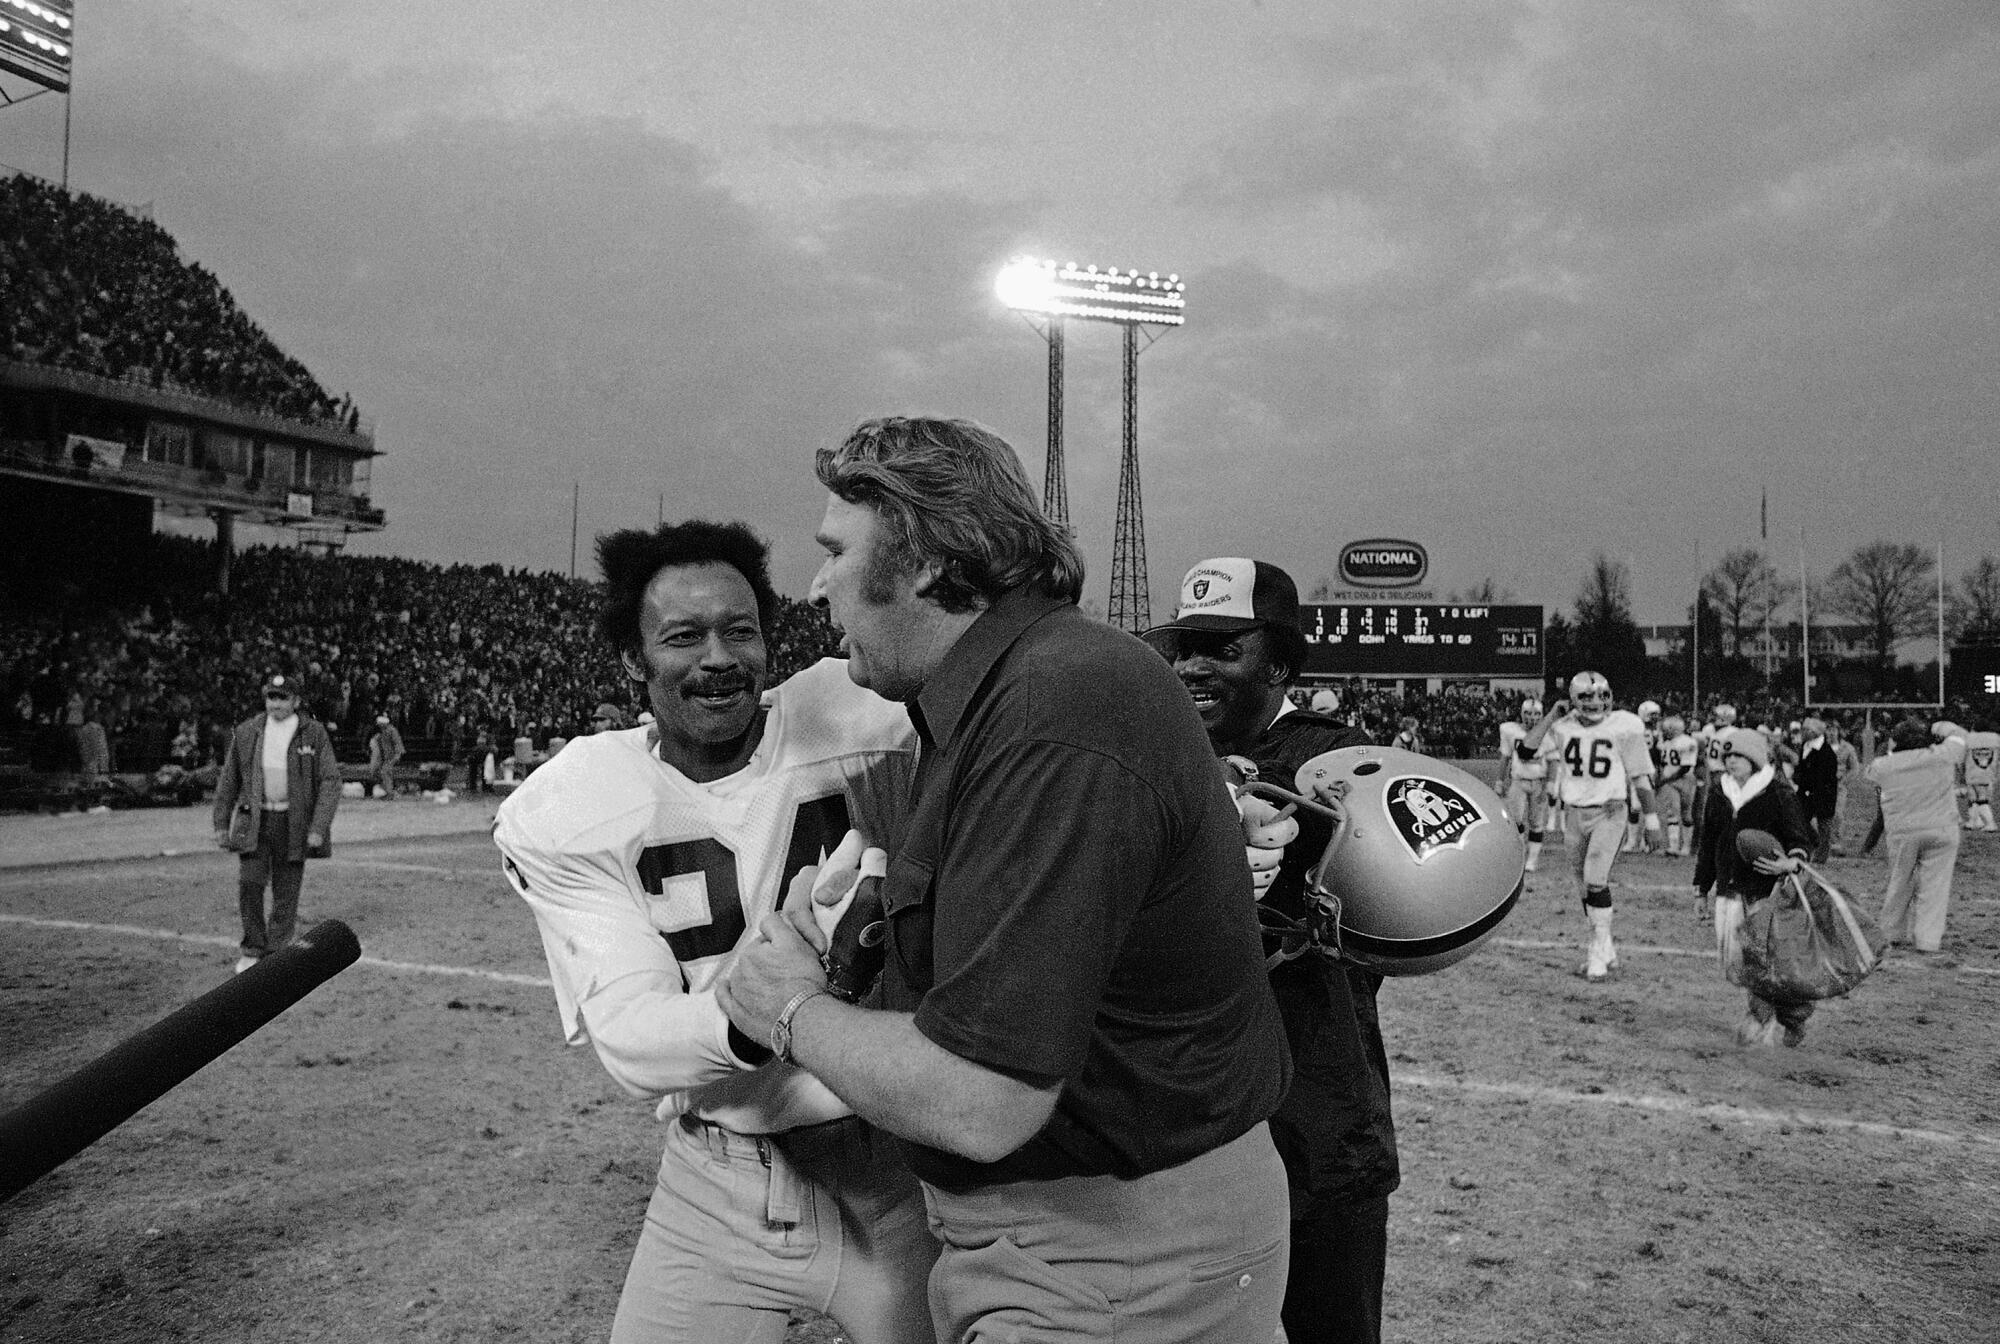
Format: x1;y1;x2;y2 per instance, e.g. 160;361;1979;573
1564;738;1615;779
635;793;852;969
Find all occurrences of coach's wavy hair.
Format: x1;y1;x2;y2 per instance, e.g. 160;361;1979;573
595;520;779;659
814;416;1085;611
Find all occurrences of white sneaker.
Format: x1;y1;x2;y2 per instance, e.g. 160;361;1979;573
234;955;258;974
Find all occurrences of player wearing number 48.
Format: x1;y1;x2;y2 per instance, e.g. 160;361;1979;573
493;520;937;1344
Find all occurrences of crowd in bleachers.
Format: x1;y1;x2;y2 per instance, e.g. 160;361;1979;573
2;536;843;783
1;173;358;430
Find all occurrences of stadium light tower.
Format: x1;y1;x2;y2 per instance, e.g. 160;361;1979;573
995;257;1186;632
0;0;76;187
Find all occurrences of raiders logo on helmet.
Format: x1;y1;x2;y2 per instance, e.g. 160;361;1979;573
1383;775;1486;863
1290;745;1525;976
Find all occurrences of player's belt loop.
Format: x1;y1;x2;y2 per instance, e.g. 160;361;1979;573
759;1136;803;1226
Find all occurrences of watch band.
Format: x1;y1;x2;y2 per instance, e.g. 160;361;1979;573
769;987;832;1067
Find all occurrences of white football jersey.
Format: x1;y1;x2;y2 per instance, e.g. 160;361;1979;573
1499;720;1549;780
494;659;916;1133
1546;712;1654;808
1696;723;1731;777
1965;731;1999;786
1656;731;1699;783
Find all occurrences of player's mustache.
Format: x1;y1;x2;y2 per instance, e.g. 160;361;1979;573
681;673;754;699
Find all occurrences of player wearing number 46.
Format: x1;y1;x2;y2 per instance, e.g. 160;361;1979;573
493;520;936;1344
1517;672;1659;981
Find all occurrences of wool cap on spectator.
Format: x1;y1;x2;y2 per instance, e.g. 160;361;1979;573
1144;558;1308;680
1722;727;1769;770
262;673;298;696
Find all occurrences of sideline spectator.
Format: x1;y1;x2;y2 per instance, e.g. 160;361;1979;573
1794;716;1839;864
1828;719;1863;854
1863;718;1968;954
367;713;404;799
211;673;340;973
1693;727;1815;1047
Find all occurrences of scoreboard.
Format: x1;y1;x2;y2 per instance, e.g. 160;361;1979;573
1946;645;2000;709
1300;604;1545;678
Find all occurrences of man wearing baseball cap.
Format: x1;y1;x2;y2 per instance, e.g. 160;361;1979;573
1146;559;1402;1344
211;673;342;973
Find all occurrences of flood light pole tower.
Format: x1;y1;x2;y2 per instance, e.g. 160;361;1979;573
0;0;76;187
995;257;1186;631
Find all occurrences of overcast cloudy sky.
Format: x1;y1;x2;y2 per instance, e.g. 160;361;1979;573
8;0;1996;621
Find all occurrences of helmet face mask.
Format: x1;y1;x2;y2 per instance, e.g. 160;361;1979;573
1638;700;1661;724
1568;671;1612;723
1520;698;1543;723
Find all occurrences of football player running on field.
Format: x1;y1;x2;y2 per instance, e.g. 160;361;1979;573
1498;697;1552;871
1518;672;1660;980
494;520;934;1344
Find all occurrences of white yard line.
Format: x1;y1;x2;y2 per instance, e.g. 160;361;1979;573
0;913;551;988
1393;1071;2000;1148
325;857;494;878
7;916;1996;1145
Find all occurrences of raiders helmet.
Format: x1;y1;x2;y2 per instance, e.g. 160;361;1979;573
1637;699;1661;723
1519;696;1544;723
1568;670;1613;723
1286;745;1525;976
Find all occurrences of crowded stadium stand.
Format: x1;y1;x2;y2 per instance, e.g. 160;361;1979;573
1;535;847;809
1;171;382;607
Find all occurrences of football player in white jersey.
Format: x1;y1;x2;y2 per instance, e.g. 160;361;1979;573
1624;701;1664;851
1963;719;1999;832
1498;697;1552;871
1518;671;1659;980
494;521;935;1344
1653;715;1700;857
1689;703;1737;865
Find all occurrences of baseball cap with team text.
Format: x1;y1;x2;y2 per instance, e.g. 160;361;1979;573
1145;558;1304;637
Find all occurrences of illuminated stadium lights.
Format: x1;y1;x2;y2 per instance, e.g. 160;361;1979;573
994;256;1187;327
0;0;71;92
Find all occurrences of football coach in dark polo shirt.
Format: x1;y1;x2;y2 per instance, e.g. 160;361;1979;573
720;415;1293;1343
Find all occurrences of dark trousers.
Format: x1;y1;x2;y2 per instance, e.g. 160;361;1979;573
1283;1194;1389;1344
238;810;305;958
1807;813;1835;865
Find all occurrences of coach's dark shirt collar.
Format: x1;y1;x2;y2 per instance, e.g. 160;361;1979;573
907;585;1071;751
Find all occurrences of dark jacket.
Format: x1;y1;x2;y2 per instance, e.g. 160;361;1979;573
1693;770;1811;903
1794;740;1839;821
1251;707;1401;1216
212;712;342;860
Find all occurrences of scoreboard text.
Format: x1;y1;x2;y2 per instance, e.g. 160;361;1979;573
1301;604;1545;678
1946;645;2000;706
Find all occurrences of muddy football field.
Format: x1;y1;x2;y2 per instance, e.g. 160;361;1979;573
1;806;1995;1343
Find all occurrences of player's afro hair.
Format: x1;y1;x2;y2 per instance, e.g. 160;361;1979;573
596;520;780;659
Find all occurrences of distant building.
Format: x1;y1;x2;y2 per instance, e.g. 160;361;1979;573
1639;622;1877;662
